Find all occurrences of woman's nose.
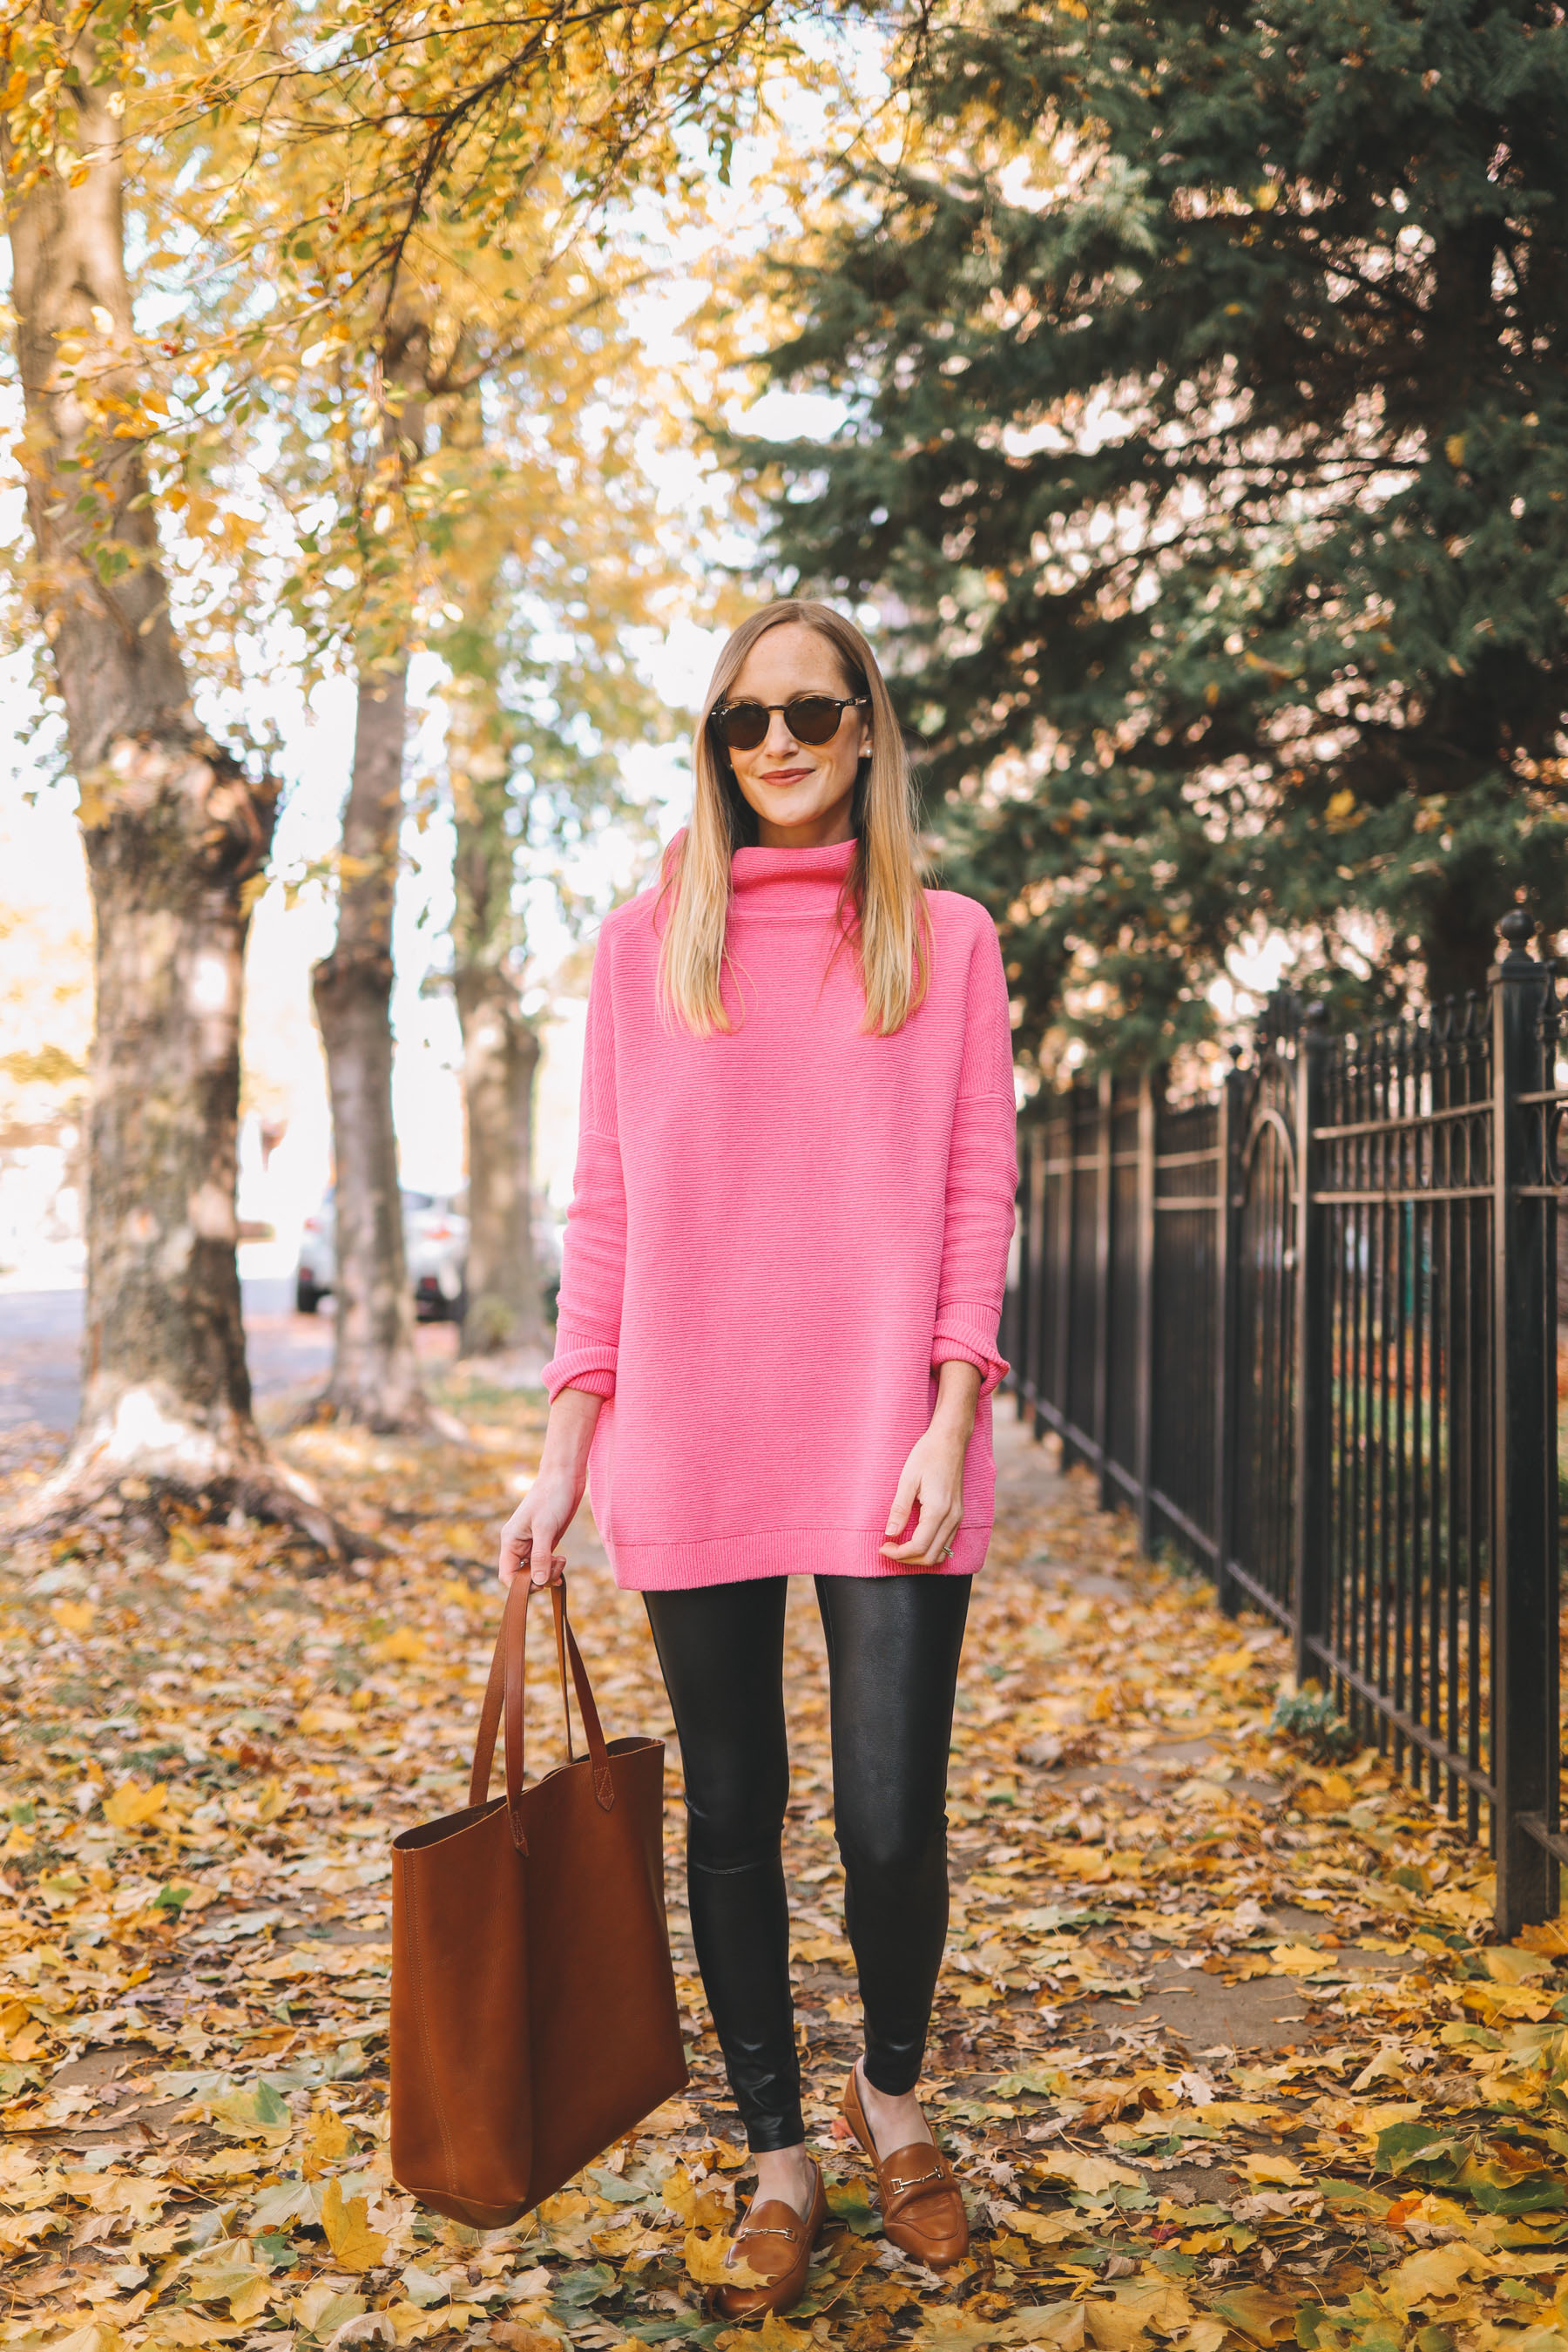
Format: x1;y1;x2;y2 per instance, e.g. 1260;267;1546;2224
762;711;801;756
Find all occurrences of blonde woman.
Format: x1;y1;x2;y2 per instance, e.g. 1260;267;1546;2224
497;600;1017;2316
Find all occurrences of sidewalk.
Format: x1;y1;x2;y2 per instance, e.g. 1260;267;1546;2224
0;1379;1562;2352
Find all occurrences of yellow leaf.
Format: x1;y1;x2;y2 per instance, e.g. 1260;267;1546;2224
1208;1647;1254;1679
292;2283;365;2334
227;2273;273;2323
1013;2306;1086;2351
1268;1943;1338;1977
1444;434;1466;467
1006;2206;1094;2247
1349;2044;1405;2092
683;2228;767;2288
729;2321;817;2352
1210;2283;1298;2344
1517;1920;1568;1956
1345;2099;1424;2142
372;1626;428;1664
188;2258;265;2308
1242;2153;1308;2186
2;67;30;108
296;1702;356;1736
301;2107;357;2175
1085;2298;1149;2351
1481;1945;1553;1984
206;2084;290;2141
321;2174;387;2273
253;1777;287;1825
1035;2149;1144;2196
388;2303;489;2346
1381;2242;1484;2313
663;2164;733;2232
51;1598;96;1635
591;2216;662;2259
644;2098;700;2132
103;1781;168;1829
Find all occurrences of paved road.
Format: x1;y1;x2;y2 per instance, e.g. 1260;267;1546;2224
0;1281;456;1435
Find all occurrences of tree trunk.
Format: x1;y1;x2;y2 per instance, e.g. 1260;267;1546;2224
312;658;427;1426
455;962;544;1355
3;42;353;1553
1421;858;1509;1016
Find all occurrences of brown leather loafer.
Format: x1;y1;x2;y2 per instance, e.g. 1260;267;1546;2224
706;2159;827;2320
842;2062;970;2268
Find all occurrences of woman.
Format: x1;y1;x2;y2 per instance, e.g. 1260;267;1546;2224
497;599;1017;2317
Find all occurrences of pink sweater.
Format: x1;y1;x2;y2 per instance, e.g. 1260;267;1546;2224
541;833;1018;1591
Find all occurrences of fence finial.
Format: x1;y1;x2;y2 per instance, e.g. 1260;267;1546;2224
1499;909;1536;965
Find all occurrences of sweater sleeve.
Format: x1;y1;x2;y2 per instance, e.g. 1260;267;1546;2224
541;929;625;1402
931;916;1018;1400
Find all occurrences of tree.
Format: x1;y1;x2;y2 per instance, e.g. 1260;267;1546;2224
1;20;349;1548
172;2;820;1416
0;0;879;1467
436;376;666;1359
307;320;430;1429
741;0;1568;1070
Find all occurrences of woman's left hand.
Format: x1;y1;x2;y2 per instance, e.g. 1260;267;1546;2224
880;1361;982;1566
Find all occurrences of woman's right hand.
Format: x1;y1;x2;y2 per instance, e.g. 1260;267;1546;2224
497;1388;604;1588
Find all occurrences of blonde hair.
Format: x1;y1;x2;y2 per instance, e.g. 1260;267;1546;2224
655;600;934;1037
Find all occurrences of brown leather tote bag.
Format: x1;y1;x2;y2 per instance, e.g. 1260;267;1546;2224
390;1573;687;2227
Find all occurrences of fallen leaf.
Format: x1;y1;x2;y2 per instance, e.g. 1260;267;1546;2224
1209;2284;1297;2343
684;2227;767;2287
103;1781;168;1829
321;2175;387;2272
1034;2149;1144;2195
1242;2153;1308;2186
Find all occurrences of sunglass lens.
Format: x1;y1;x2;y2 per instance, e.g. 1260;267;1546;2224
717;704;769;750
784;697;845;744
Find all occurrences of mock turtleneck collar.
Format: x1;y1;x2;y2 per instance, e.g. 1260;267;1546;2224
728;835;858;914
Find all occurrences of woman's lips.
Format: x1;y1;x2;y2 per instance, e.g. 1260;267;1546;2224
762;767;811;784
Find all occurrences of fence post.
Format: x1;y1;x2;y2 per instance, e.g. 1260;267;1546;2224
1490;912;1553;1936
1095;1071;1115;1504
1010;1128;1031;1423
1135;1073;1158;1553
1294;1006;1331;1688
1213;1057;1242;1617
1050;1099;1073;1450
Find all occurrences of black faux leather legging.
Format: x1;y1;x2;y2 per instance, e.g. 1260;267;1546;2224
643;1573;971;2152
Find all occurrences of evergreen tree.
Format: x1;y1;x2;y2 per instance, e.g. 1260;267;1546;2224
743;0;1568;1067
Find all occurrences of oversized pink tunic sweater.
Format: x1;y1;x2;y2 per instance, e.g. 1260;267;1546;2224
540;832;1018;1591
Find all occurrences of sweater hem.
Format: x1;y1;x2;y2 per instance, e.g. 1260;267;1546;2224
604;1523;991;1592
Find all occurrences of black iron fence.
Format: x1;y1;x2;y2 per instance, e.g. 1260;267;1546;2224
1001;914;1567;1935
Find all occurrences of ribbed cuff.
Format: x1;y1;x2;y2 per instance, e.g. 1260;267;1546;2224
931;1304;1009;1400
541;1336;618;1402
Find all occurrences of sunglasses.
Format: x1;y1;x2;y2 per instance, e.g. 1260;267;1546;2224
710;693;868;752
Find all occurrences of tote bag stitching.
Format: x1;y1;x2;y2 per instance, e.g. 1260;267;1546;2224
404;1860;461;2195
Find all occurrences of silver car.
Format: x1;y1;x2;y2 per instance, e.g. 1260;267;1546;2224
294;1188;470;1321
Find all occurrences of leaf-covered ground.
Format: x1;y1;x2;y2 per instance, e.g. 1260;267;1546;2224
1;1383;1565;2352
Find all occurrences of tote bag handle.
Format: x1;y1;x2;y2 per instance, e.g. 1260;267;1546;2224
468;1575;614;1849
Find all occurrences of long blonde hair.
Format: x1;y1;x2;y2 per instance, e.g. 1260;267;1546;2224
655;600;934;1037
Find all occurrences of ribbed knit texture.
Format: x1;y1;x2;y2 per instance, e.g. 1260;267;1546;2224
541;832;1019;1592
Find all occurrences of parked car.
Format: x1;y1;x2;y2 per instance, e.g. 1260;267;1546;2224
295;1189;470;1321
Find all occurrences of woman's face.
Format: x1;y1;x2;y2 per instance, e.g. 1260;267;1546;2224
720;622;873;848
